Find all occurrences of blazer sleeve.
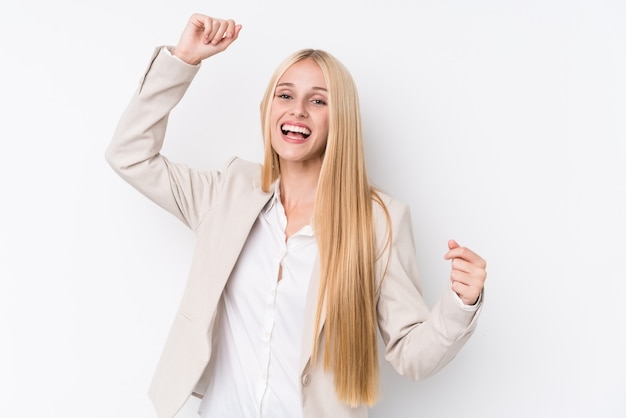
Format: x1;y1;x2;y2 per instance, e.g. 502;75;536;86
105;46;227;231
375;197;482;380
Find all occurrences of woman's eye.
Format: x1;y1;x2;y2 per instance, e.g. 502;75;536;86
277;93;292;100
311;99;327;106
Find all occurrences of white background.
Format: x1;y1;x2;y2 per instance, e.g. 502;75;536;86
1;0;625;417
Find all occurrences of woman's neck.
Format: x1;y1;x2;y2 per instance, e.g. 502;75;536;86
278;160;321;238
279;160;321;209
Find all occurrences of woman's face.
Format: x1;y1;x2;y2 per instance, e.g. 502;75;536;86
269;58;329;168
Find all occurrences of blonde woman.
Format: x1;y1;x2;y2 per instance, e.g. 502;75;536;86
106;13;487;418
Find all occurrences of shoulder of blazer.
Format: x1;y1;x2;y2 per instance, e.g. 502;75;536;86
217;157;273;217
372;189;410;223
223;157;262;182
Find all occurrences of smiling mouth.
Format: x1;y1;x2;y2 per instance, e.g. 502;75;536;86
281;124;311;139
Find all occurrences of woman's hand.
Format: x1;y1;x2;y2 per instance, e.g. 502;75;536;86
444;240;487;306
172;14;242;65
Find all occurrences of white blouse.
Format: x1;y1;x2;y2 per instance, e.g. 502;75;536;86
199;184;317;418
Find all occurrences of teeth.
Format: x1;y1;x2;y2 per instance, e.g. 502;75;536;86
282;124;311;136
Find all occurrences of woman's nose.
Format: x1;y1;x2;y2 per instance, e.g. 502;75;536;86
289;101;308;118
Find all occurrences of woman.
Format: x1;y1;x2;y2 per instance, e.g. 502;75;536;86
106;13;487;418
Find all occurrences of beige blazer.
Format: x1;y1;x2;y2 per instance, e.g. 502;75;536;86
106;47;482;418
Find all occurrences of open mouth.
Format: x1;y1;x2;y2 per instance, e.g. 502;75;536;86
281;124;311;140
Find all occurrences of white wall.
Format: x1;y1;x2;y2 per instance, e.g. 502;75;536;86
1;0;624;417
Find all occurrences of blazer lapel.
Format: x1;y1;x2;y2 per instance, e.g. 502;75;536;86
200;181;273;315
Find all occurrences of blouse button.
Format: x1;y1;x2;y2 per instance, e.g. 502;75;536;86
301;373;311;386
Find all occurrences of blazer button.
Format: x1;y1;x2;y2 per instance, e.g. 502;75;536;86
301;373;311;386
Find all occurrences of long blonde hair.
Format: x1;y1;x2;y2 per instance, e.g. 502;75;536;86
260;49;389;406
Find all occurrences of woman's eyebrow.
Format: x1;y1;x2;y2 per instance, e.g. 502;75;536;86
276;82;327;92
